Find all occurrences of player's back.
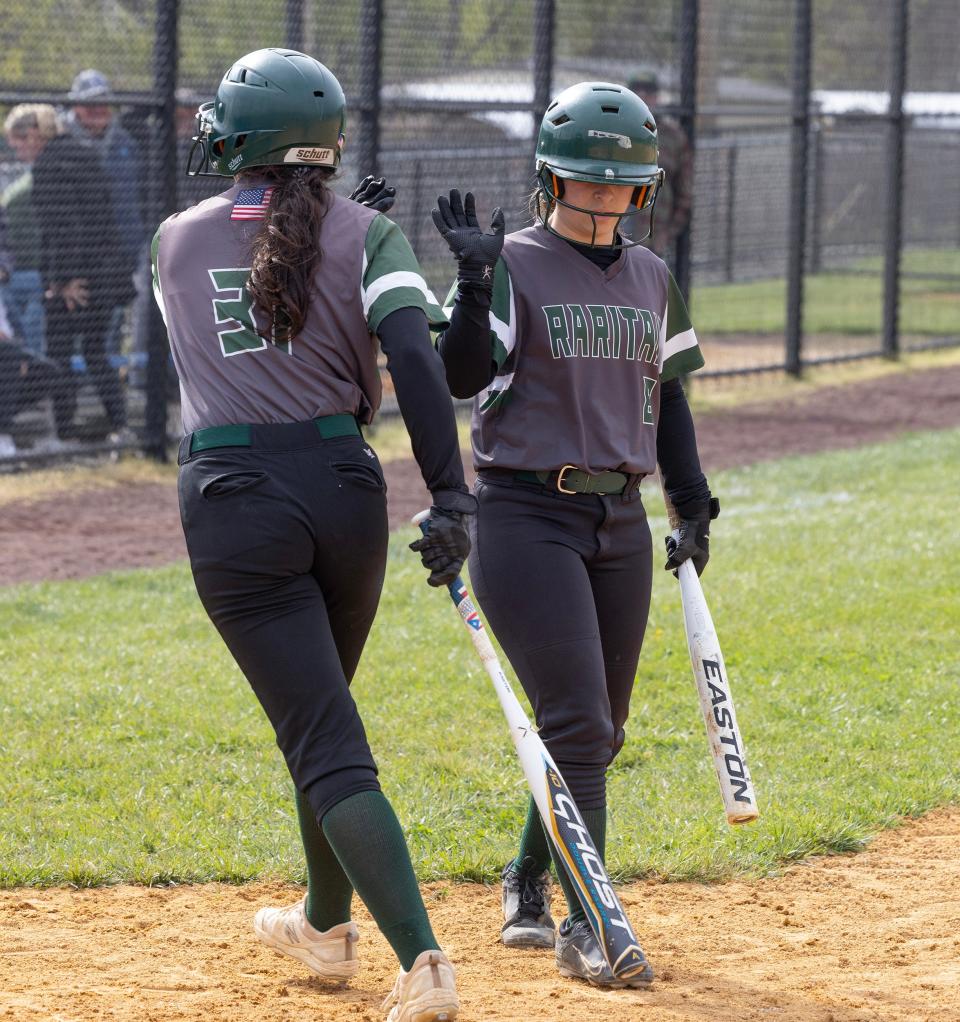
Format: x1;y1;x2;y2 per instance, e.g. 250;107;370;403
153;183;380;433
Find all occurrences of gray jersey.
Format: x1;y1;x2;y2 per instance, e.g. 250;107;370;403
152;182;446;433
445;224;704;475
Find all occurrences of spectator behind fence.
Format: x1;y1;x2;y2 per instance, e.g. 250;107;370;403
0;205;12;296
65;70;146;266
0;289;18;455
624;72;692;263
29;102;132;444
2;106;47;356
66;69;148;379
0;290;62;457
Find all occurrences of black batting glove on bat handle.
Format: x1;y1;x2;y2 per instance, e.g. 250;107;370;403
350;175;397;213
664;496;720;578
432;189;505;298
409;506;473;588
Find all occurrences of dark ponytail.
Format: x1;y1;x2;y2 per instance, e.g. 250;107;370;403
240;165;335;343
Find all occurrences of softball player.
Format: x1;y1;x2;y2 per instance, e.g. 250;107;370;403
152;48;468;1022
433;81;718;988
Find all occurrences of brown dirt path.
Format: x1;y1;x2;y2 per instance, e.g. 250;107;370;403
2;363;959;588
2;809;958;1022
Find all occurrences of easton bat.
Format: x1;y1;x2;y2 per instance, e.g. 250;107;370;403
665;500;759;825
412;511;652;984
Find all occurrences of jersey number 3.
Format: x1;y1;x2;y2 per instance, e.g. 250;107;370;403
209;268;291;358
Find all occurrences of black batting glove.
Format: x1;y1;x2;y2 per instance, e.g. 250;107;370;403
409;506;473;588
350;175;397;213
432;189;505;297
664;496;720;578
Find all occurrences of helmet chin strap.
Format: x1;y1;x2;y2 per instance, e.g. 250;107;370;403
540;171;661;250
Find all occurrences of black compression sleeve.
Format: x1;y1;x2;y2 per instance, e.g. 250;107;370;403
434;291;497;399
657;377;712;511
376;306;475;513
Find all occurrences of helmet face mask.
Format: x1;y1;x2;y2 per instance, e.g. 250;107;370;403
536;162;664;248
186;48;347;178
534;81;665;249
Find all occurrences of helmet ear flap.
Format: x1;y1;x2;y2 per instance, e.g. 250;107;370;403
537;163;565;203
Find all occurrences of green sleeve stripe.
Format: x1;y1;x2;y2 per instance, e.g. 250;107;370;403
362;215;446;332
490;258;511;323
665;270;693;340
441;279;458;319
491;263;515;369
662;325;699;364
368;287;447;333
363;269;438;317
660;269;701;380
150;222;167;325
363;216;428;285
478;370;515;412
438;261;513;369
662;344;705;381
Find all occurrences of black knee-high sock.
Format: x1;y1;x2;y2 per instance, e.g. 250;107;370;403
551;806;607;926
321;790;438;971
294;786;354;932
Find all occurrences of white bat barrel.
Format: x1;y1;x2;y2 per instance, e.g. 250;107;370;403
677;560;759;825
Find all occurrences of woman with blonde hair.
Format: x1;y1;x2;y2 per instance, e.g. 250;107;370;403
11;102;131;442
2;104;59;358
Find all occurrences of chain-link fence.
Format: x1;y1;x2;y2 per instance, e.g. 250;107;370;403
0;0;957;461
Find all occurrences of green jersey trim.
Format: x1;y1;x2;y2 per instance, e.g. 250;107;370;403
442;258;517;413
362;216;446;333
441;256;515;369
151;220;168;326
660;271;704;381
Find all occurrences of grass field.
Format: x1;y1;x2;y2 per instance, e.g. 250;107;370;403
1;428;958;888
693;248;960;336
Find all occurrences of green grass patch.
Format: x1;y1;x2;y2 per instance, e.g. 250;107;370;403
693;248;960;336
2;429;959;887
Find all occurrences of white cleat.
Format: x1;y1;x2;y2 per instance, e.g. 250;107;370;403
382;949;459;1022
253;899;359;982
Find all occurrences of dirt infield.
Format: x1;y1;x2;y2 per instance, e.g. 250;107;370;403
2;809;958;1021
2;362;960;588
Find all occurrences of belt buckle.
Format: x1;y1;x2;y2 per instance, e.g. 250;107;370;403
555;464;579;494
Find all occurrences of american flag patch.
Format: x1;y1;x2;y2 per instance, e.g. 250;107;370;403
231;187;274;221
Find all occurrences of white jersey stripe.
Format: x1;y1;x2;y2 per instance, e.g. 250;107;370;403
362;270;438;318
152;271;167;326
479;371;515;411
663;326;699;364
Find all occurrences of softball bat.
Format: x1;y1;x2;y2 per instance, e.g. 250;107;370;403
412;510;652;984
666;503;759;825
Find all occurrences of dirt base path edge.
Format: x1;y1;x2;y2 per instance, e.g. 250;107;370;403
2;809;958;1022
2;363;960;588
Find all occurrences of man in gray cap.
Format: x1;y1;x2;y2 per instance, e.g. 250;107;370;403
66;69;146;414
67;69;145;267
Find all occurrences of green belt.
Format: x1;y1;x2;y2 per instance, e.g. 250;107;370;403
515;466;633;495
187;414;360;454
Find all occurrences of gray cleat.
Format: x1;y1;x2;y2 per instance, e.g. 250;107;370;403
555;917;654;988
500;855;556;948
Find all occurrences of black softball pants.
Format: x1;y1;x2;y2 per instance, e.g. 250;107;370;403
45;294;126;434
468;475;653;810
177;422;389;822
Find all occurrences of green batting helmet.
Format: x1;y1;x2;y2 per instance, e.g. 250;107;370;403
189;48;346;177
535;81;664;242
